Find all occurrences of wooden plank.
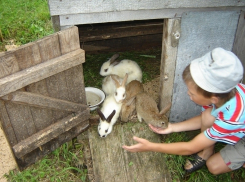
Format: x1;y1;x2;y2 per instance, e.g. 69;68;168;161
26;80;54;131
159;19;178;111
58;26;80;54
12;39;53;134
232;11;245;83
45;26;81;120
59;7;245;27
1;91;88;112
4;101;37;142
0;100;18;146
58;26;86;105
36;31;64;124
64;64;86;103
0;49;85;97
16;121;90;170
37;34;61;62
89;122;171;182
170;11;240;123
51;15;61;32
81;34;162;53
0;52;19;79
79;21;163;42
13;43;42;70
49;0;245;16
12;108;90;159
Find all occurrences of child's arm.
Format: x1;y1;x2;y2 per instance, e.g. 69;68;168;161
149;115;203;134
122;132;215;155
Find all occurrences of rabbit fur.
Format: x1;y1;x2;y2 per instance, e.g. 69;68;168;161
99;54;142;84
102;74;123;96
120;80;144;122
111;73;128;103
136;92;171;128
97;95;122;138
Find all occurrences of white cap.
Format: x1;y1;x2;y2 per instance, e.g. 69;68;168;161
190;47;243;93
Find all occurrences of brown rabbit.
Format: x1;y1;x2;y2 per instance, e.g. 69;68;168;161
136;92;171;128
120;80;144;122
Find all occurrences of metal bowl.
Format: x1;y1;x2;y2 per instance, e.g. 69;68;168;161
85;87;105;111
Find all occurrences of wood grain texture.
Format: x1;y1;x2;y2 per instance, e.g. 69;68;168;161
14;43;42;70
13;108;90;159
16;121;90;170
58;26;80;54
0;49;85;97
1;91;88;112
49;0;245;16
89;122;171;182
159;19;178;112
0;52;19;79
0;100;18;146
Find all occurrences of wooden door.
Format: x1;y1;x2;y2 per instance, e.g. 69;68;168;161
0;26;90;170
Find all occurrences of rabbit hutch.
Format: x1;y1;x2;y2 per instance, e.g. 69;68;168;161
0;0;245;181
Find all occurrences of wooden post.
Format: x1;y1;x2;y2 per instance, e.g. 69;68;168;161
159;19;179;112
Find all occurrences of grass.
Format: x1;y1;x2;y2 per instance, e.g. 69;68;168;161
1;1;245;182
5;141;87;182
0;0;53;51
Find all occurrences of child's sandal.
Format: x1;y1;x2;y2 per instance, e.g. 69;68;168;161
184;154;206;173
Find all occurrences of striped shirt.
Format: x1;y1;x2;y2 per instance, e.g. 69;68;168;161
204;84;245;145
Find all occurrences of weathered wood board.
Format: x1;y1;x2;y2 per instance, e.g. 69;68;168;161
78;19;163;53
49;0;245;16
89;122;171;182
48;0;245;29
169;11;240;123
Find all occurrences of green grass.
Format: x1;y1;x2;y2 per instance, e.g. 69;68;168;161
0;0;53;51
5;141;87;182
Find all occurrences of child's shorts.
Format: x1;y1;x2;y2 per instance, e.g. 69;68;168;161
220;136;245;170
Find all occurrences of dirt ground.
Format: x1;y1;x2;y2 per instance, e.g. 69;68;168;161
0;127;17;182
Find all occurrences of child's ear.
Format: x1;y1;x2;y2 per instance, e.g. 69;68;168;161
210;96;219;105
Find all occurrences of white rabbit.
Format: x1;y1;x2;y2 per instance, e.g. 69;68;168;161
97;95;122;138
99;54;142;84
102;74;123;96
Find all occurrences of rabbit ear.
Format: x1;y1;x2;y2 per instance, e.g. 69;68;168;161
109;54;120;66
159;102;172;115
111;75;120;88
106;110;116;123
122;73;128;86
97;108;106;121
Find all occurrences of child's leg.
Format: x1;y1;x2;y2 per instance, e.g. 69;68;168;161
207;137;245;174
206;152;232;174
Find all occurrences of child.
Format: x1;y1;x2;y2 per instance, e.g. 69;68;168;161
122;47;245;174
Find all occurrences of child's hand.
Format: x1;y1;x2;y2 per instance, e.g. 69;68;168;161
122;136;152;152
149;123;173;134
